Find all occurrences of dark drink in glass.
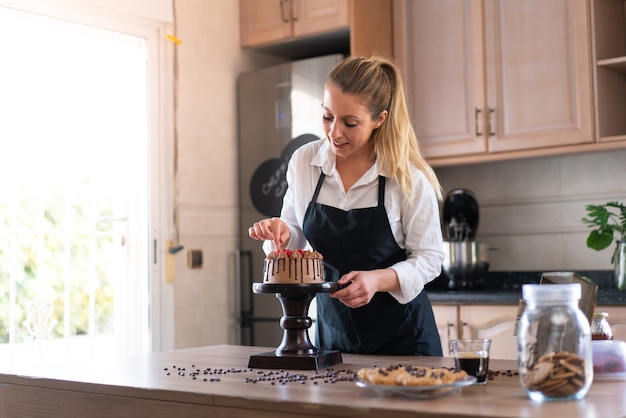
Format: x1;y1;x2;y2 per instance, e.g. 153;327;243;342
455;352;489;383
450;339;492;385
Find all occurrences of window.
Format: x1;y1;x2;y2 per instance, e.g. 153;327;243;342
0;1;173;366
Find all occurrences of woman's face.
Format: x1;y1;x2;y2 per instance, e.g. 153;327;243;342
322;85;387;161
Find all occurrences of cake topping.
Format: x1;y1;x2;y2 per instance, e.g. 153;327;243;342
268;249;322;259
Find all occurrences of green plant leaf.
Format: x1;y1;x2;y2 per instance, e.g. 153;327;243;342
586;229;614;251
582;201;626;260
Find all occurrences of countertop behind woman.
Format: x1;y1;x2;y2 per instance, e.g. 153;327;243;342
425;270;626;305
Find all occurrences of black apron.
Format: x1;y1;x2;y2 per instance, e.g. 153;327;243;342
303;172;442;356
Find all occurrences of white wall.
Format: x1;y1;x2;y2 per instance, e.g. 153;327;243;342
172;0;284;349
435;148;626;273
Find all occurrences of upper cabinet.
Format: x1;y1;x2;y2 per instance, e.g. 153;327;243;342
394;0;602;165
240;0;393;59
592;0;626;143
484;0;594;153
240;0;349;48
394;1;488;158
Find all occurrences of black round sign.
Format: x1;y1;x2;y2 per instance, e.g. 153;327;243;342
249;134;320;217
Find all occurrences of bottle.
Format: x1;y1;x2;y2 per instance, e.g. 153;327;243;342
517;284;593;402
591;311;613;340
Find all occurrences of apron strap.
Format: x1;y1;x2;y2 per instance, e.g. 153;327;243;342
311;172;325;204
377;176;385;208
314;173;385;207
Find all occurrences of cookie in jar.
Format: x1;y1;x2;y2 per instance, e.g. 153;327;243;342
516;284;593;402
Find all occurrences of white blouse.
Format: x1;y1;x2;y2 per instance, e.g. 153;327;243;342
264;139;444;304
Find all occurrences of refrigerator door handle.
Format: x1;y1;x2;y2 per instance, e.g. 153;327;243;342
236;250;255;345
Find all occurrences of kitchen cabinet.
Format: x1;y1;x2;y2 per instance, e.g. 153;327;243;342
240;0;393;58
433;304;519;360
240;0;349;48
393;0;595;164
434;303;626;361
591;0;626;143
460;305;519;361
432;304;459;356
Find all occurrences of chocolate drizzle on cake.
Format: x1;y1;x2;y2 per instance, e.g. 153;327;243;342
263;249;324;284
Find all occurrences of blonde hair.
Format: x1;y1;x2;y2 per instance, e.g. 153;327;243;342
325;56;442;200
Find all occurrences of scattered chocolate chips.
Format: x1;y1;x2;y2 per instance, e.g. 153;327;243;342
163;364;357;386
486;369;519;380
163;362;525;387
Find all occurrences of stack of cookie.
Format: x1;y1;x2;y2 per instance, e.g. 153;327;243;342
522;351;586;397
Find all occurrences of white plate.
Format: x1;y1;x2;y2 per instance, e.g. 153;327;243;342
355;375;477;399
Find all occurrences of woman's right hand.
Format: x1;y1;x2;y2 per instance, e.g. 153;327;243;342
248;217;290;250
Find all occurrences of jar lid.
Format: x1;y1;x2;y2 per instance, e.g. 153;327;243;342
522;283;581;301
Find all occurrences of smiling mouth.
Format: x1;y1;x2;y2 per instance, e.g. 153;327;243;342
332;140;348;148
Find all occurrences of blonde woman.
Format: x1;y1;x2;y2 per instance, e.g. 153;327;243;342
249;56;445;355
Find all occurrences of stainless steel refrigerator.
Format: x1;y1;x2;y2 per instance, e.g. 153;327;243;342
237;54;343;347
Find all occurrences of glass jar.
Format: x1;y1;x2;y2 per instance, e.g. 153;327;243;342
591;311;613;340
517;284;593;402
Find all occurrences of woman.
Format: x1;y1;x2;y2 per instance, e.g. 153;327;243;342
248;56;445;356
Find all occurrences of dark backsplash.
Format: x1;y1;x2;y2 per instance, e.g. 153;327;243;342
426;270;614;292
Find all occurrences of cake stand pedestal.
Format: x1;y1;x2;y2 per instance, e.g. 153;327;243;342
248;282;342;370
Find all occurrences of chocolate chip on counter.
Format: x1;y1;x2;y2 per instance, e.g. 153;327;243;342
163;362;358;386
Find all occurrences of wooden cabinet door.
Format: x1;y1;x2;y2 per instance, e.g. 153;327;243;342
292;0;349;38
432;304;459;357
484;0;594;152
460;305;519;361
241;0;348;47
394;0;487;159
241;0;292;47
394;0;593;160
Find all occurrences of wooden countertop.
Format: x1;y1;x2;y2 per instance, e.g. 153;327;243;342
0;344;624;418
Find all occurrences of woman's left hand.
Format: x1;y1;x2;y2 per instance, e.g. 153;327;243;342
330;271;380;308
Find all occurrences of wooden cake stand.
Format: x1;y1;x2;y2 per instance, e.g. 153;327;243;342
248;282;343;370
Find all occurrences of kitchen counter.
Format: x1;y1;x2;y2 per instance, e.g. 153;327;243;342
1;344;626;418
427;287;626;305
426;270;626;306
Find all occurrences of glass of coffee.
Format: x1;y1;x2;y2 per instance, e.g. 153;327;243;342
450;339;491;384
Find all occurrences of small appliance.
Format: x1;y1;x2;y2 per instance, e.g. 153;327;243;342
441;189;490;290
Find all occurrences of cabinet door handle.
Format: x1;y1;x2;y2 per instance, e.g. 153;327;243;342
447;322;454;355
279;0;290;23
475;107;483;137
290;0;298;22
487;107;495;137
460;321;469;339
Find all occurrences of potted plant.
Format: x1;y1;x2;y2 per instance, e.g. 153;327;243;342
582;201;626;290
